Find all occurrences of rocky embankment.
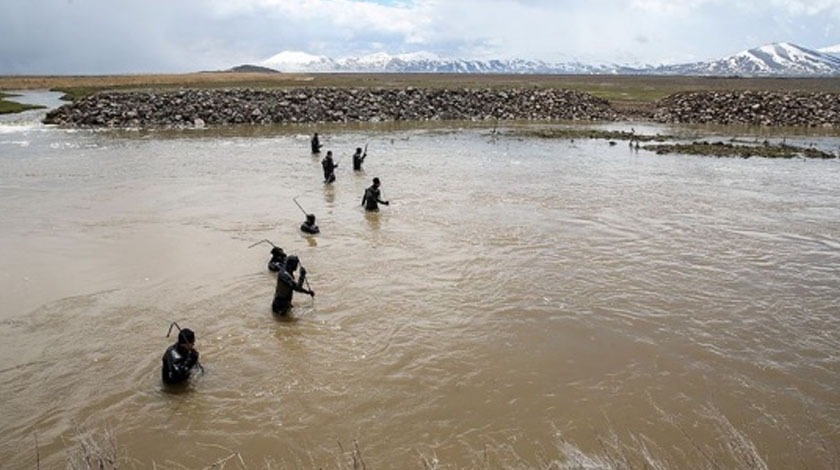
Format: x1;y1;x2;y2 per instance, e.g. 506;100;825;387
43;87;618;128
653;91;840;127
42;87;840;129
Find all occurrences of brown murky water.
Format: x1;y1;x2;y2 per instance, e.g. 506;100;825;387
1;92;839;468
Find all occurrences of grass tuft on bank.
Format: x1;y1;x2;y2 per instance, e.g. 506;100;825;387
0;92;45;114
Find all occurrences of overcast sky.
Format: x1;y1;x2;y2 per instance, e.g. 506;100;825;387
1;0;838;74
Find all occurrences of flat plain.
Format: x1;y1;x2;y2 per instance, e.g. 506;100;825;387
2;72;840;110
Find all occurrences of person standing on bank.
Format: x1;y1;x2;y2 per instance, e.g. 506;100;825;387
362;177;390;212
352;147;367;171
321;150;337;183
161;328;200;386
272;255;315;315
311;133;323;153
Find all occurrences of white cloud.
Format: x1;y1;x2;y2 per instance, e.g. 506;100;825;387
768;0;840;15
630;0;713;14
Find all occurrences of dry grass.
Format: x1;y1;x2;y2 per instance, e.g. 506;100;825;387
1;73;839;106
196;452;248;470
64;425;122;470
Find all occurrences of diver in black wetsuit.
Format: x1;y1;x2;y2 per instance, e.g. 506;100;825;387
321;151;337;183
268;246;286;272
352;147;366;171
311;133;323;153
161;328;200;385
300;214;320;234
272;255;315;315
362;177;389;211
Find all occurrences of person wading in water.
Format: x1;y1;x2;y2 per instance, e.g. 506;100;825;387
311;133;323;153
352;147;367;171
161;328;200;386
300;213;320;234
362;177;389;211
272;255;315;315
321;151;338;183
268;246;286;272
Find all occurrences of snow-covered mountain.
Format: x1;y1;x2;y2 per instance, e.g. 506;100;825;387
819;43;840;57
650;42;840;76
260;51;336;72
258;50;619;74
253;43;840;76
336;52;627;74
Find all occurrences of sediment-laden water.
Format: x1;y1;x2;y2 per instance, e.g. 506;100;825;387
1;92;839;469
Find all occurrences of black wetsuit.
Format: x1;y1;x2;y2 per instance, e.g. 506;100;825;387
311;135;322;153
268;252;286;272
161;344;199;385
272;268;311;315
321;156;337;183
300;221;320;234
352;151;366;171
362;185;387;211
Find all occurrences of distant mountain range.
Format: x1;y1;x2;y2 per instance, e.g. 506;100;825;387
652;43;840;76
239;42;840;76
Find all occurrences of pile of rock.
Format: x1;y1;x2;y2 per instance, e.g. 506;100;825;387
653;91;840;127
43;87;619;128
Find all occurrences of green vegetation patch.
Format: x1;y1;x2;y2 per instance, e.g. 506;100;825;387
0;92;45;114
51;87;97;101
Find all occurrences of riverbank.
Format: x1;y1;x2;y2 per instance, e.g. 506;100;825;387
0;92;44;114
41;87;619;127
39;86;840;129
4;72;840;127
654;90;840;127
